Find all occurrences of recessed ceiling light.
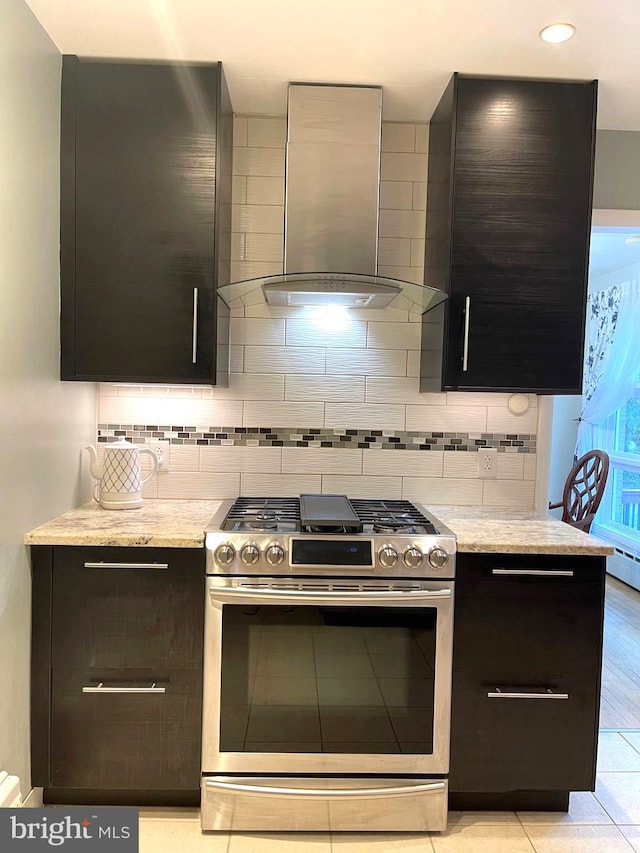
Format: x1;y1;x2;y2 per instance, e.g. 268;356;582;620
539;23;576;43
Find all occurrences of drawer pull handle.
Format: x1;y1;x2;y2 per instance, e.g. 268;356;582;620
82;682;166;694
462;295;471;371
83;562;169;570
488;688;569;700
204;779;446;800
192;287;199;364
491;569;574;578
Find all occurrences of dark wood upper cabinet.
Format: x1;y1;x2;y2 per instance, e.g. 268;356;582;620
60;57;232;384
421;74;597;394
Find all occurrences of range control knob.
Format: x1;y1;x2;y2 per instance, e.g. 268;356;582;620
378;545;399;569
265;543;285;566
215;543;235;566
403;546;424;569
428;546;449;569
240;542;260;566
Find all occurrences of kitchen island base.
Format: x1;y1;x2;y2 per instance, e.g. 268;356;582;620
450;790;570;811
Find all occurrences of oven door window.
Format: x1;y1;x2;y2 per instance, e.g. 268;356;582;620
219;605;437;754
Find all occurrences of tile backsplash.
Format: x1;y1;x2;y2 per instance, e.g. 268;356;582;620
96;116;537;507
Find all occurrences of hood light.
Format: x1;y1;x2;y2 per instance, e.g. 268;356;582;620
539;23;576;43
309;305;352;330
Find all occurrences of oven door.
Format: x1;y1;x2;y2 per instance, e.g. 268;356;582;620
202;576;454;775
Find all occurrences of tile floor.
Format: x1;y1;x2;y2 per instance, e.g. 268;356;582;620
137;729;640;852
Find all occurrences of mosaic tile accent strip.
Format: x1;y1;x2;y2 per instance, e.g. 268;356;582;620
97;425;536;452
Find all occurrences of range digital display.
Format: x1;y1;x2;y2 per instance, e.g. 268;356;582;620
291;538;373;566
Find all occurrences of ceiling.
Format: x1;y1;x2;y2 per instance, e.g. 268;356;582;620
23;0;640;128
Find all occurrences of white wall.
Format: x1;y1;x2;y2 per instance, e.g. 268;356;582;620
0;0;96;795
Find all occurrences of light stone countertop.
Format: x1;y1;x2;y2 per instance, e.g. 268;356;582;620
24;499;222;548
424;505;614;555
24;498;614;555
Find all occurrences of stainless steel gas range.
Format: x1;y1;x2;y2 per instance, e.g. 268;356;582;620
201;494;456;832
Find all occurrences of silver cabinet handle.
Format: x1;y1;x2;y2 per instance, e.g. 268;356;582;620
205;779;445;800
192;286;199;364
209;586;452;606
492;569;574;577
83;562;169;570
462;295;471;371
82;682;166;694
488;688;569;700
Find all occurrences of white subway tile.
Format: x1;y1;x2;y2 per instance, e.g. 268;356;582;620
366;377;445;406
99;383;117;397
402;477;483;505
142;477;158;499
363;449;443;478
231;232;246;261
327;348;407;377
367;321;420;351
232;204;284;234
233;116;248;147
233;147;285;177
523;454;537;481
379;181;413;210
230;317;285;346
241;473;321;496
232;175;247;204
206;373;285;401
322;475;402;499
158;472;240;499
382;123;416;153
350;305;410;323
482;480;535;508
169;445;200;472
407;350;420;378
381;152;428;182
231;261;283;282
497;453;525;480
243;400;324;427
443;451;478;479
247;117;287;148
410;238;425;267
229;345;244;373
282;447;363;475
379;209;425;239
242;302;306;320
486;404;538;435
324;403;405;431
285;317;367;348
447;392;512;408
244;233;284;262
98;394;243;429
412;183;427;211
200;445;282;473
286;374;365;403
246;175;285;205
415;124;429;154
406;405;487;432
244;346;325;374
378;237;412;266
377;265;424;284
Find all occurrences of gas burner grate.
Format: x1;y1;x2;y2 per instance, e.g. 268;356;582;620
224;496;301;525
350;499;437;532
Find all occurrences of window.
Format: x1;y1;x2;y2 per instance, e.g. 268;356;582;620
592;387;640;548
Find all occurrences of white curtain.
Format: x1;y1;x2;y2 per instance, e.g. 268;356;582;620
578;279;640;457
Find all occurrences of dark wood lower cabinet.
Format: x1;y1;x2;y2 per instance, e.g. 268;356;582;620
449;552;606;807
31;545;205;804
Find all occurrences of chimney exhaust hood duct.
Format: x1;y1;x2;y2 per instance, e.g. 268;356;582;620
218;84;447;314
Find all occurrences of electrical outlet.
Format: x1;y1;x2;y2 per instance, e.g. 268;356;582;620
149;440;171;473
477;447;498;479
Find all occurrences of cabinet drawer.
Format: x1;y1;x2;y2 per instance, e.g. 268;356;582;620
450;673;597;792
51;668;202;790
52;547;204;670
453;553;605;678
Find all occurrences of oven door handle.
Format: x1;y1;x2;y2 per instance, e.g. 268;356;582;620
208;586;452;605
204;779;446;800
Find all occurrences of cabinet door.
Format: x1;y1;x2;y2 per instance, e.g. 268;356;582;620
423;75;597;394
51;668;201;790
450;553;605;792
60;57;231;384
52;547;204;670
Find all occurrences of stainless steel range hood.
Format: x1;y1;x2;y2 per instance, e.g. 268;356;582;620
218;84;446;314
